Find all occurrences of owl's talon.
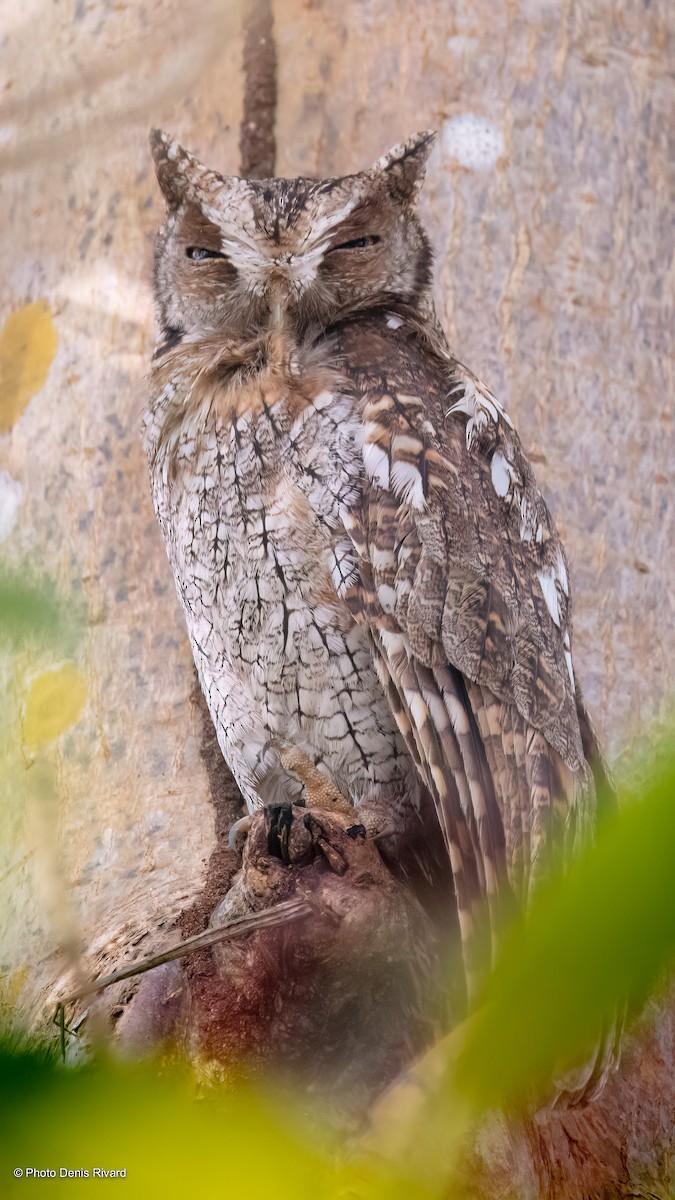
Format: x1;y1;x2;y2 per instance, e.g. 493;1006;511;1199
228;815;253;851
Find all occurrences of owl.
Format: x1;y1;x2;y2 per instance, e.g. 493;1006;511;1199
142;129;615;1095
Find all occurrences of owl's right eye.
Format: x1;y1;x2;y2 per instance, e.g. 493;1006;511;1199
186;247;226;261
329;235;382;252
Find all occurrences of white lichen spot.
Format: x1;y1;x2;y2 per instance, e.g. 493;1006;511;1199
537;570;561;628
446;35;478;57
0;470;23;541
441;114;505;171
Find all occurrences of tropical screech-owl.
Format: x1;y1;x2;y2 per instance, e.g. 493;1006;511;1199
142;130;614;1092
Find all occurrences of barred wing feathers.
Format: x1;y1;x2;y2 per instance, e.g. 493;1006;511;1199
333;312;597;989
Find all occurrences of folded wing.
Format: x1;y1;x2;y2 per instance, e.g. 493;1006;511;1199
333;311;601;1005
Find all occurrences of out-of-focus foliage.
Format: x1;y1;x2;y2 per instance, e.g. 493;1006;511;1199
0;544;671;1199
21;664;87;750
1;570;86;752
453;751;675;1109
0;570;88;1039
0;738;672;1197
0;570;78;653
343;740;675;1196
0;301;58;434
0;1049;332;1199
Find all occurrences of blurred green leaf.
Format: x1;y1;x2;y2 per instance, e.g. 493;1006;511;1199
1;740;673;1199
0;1049;332;1200
0;570;78;651
453;746;675;1107
342;742;675;1198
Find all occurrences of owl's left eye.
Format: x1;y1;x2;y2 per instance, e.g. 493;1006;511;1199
329;235;381;252
186;246;226;261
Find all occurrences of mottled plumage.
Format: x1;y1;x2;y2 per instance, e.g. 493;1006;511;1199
142;129;613;1089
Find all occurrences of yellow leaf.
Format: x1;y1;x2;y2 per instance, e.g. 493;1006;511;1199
22;664;87;749
0;967;28;1012
0;300;58;433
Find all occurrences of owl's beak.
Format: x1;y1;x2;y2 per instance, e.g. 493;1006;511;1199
267;277;291;329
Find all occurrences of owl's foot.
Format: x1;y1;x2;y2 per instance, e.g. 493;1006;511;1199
257;739;353;815
345;808;398;845
229;741;418;860
228;739;353;851
229;807;396;855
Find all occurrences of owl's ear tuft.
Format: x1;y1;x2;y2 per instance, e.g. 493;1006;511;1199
372;131;437;203
149;129;216;208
